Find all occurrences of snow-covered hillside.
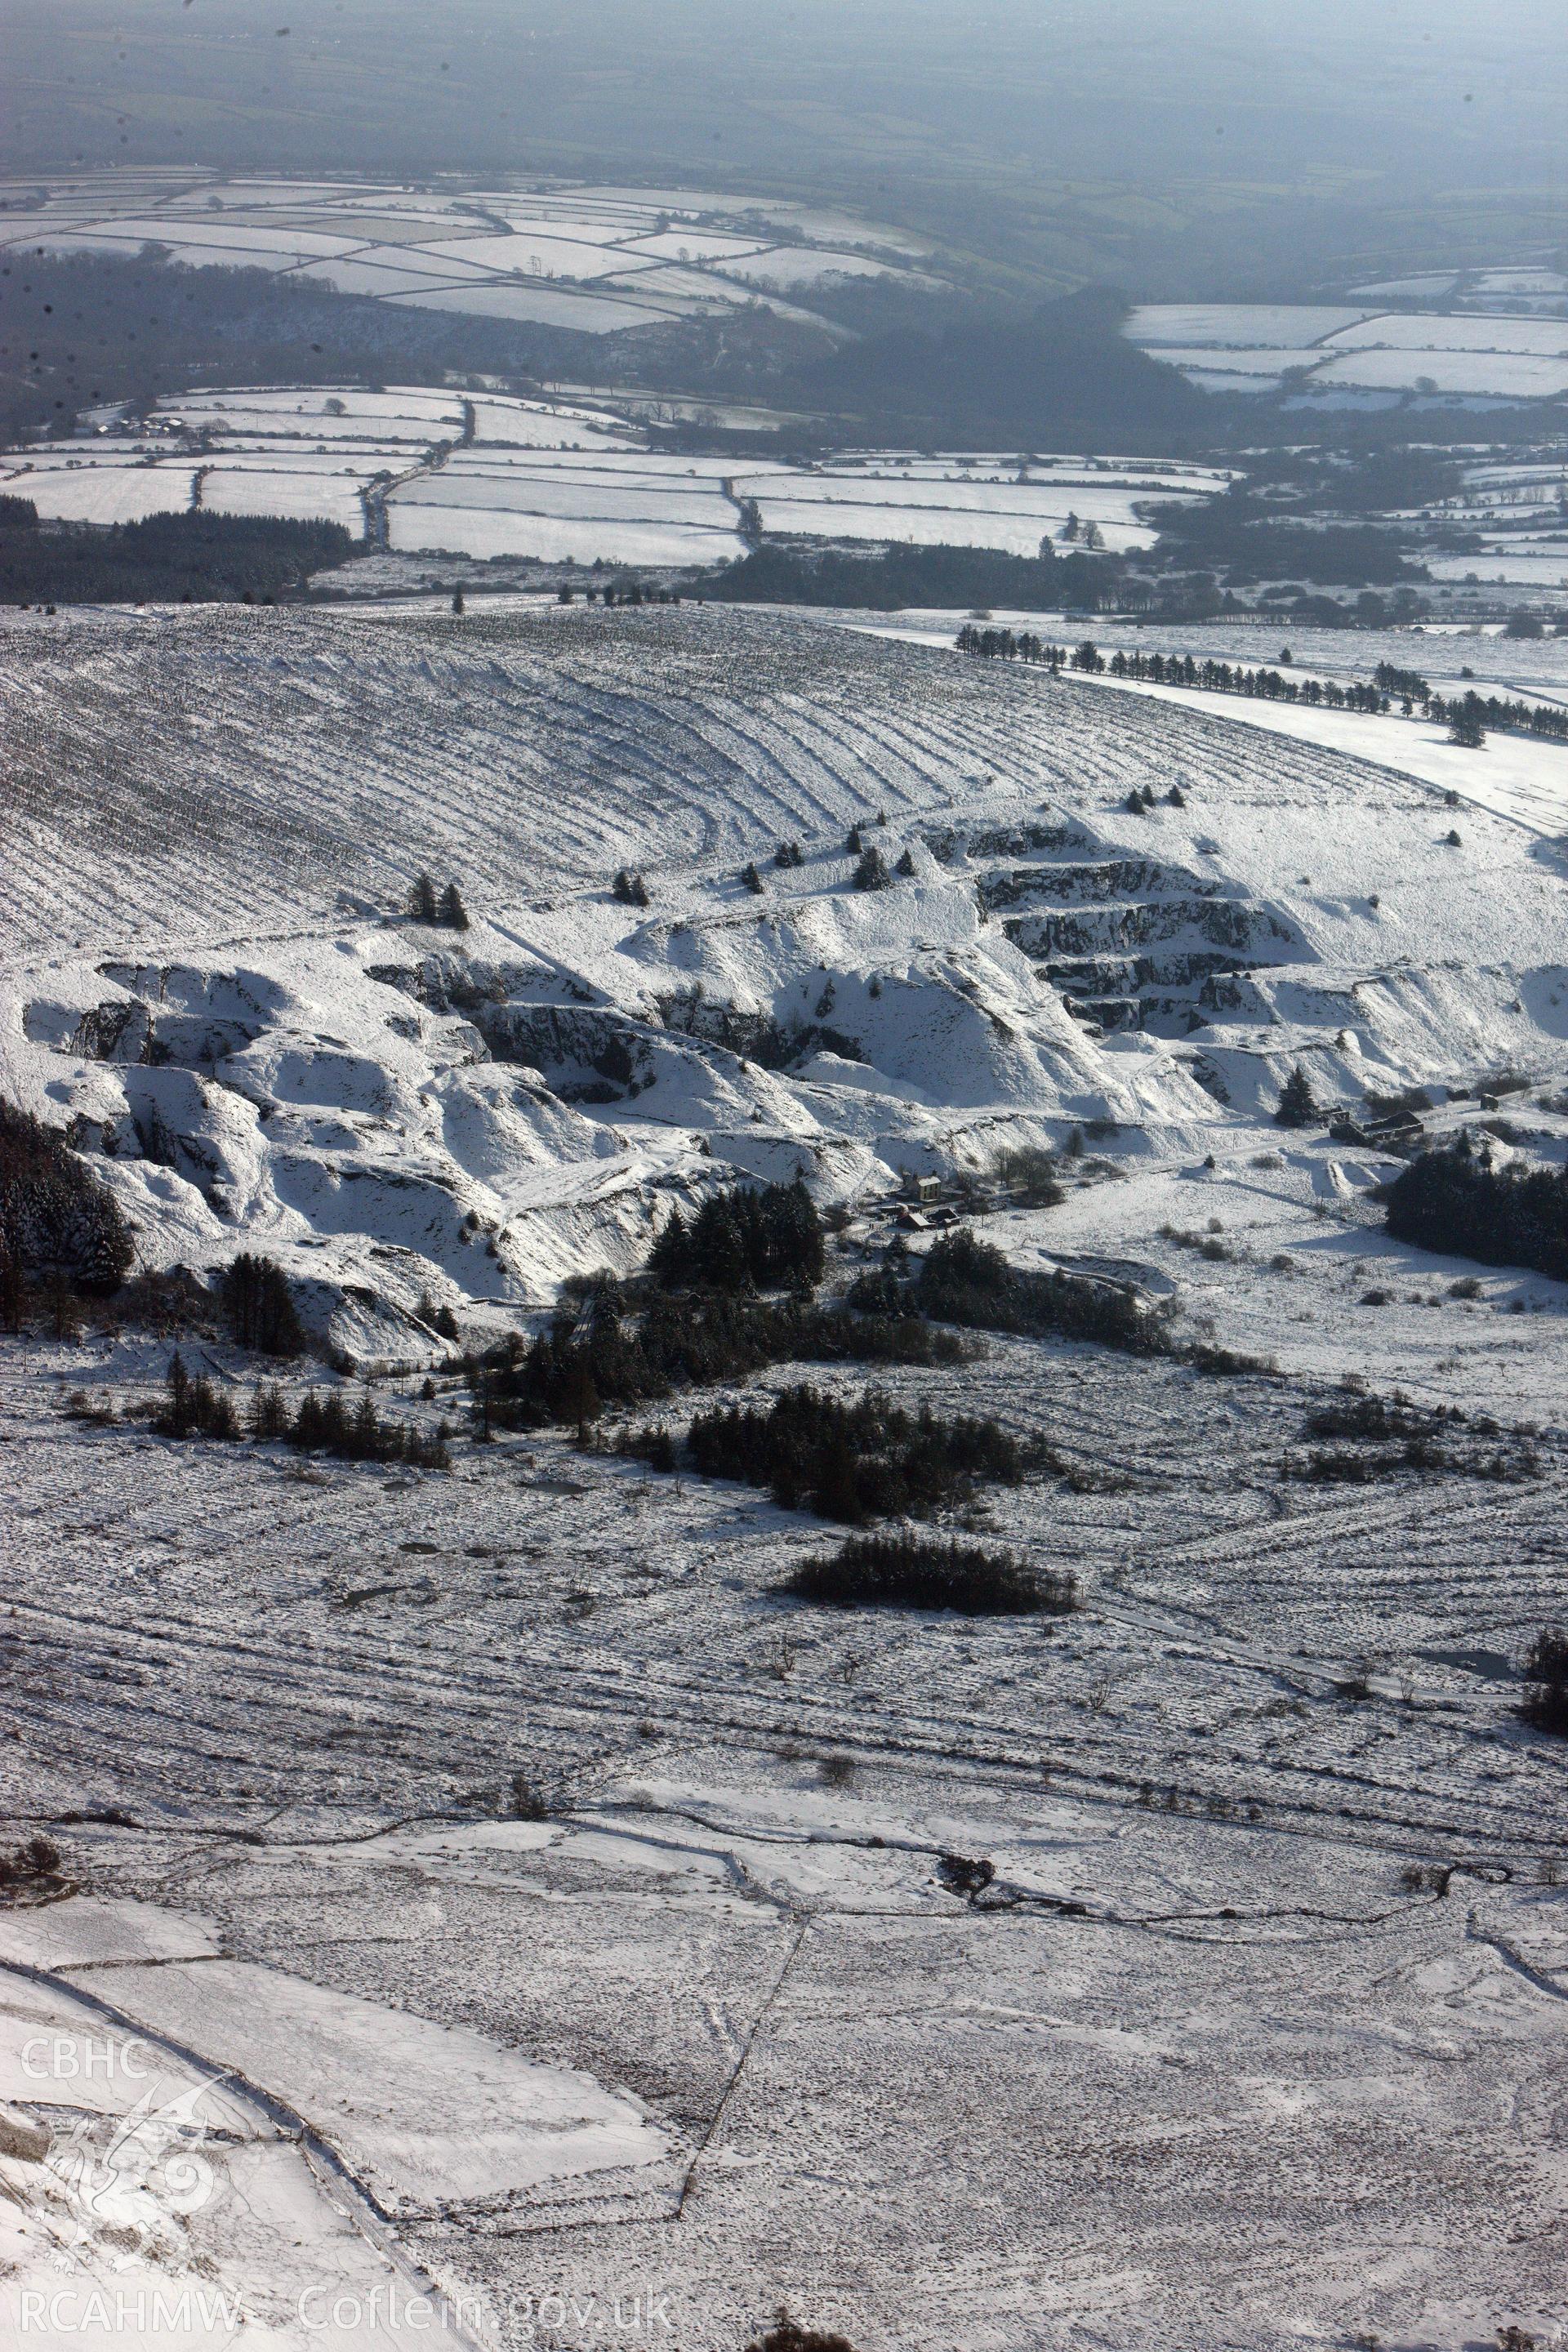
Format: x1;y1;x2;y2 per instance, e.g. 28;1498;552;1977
7;601;1568;2350
3;602;1566;1343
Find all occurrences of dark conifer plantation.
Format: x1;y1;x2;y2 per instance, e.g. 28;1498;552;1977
471;1270;967;1433
1383;1139;1568;1280
220;1254;305;1356
685;1382;1036;1522
0;1101;133;1293
856;1227;1169;1355
786;1531;1078;1614
650;1178;826;1293
1448;692;1487;748
157;1352;241;1441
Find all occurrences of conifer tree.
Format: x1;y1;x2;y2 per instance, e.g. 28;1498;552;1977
742;862;764;894
1275;1065;1318;1128
1448;693;1486;749
409;872;439;923
439;880;470;930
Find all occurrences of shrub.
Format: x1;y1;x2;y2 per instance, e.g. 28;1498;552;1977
744;2320;862;2352
786;1530;1079;1614
0;1099;133;1293
1304;1395;1450;1442
993;1145;1064;1207
0;1833;65;1893
1293;1393;1535;1484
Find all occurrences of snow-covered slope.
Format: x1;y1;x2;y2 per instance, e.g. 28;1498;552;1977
4;604;1566;1331
8;604;1568;2350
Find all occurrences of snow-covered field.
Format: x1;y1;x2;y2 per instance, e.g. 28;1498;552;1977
4;604;1568;2348
729;459;1218;557
0;385;646;550
1312;349;1568;400
0;170;946;340
2;398;1227;567
1126;303;1568;399
1349;264;1568;316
